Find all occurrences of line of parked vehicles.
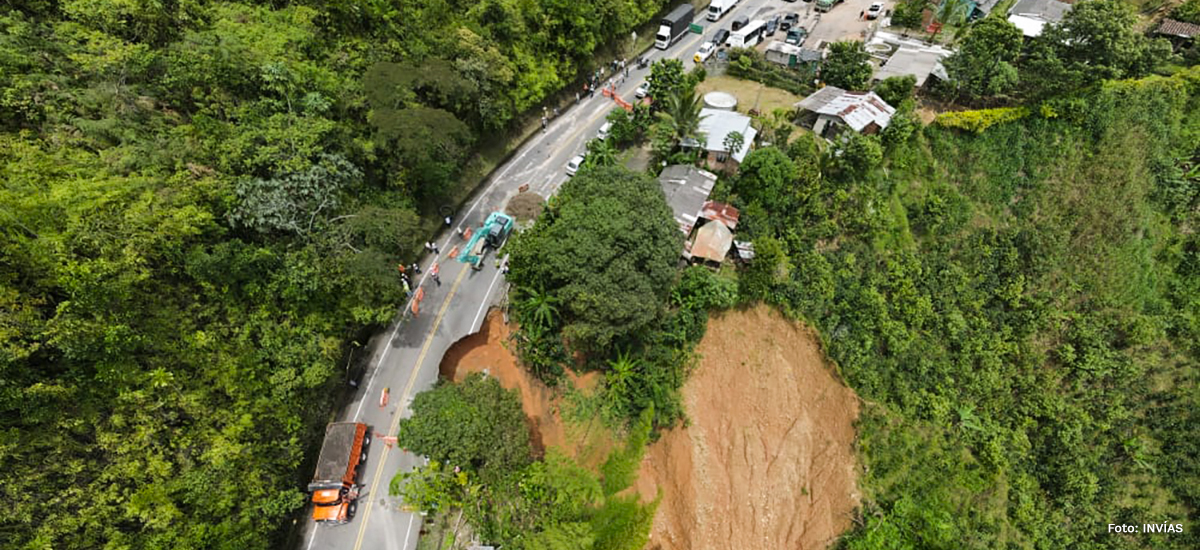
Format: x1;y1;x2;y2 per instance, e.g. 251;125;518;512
694;0;817;64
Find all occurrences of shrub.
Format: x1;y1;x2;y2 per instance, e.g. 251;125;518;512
933;106;1030;133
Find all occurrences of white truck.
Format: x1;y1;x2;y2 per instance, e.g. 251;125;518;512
708;0;739;21
656;4;696;49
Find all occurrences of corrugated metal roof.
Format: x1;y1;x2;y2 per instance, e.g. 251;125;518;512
803;90;895;132
1009;0;1070;22
690;220;734;263
698;108;758;163
795;85;846;113
699;201;740;230
1157;18;1200;39
874;48;949;86
658;165;718;234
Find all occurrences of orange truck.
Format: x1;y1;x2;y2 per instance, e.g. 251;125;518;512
308;422;370;524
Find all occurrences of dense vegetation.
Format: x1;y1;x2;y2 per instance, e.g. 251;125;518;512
714;66;1200;547
0;0;680;547
392;374;660;550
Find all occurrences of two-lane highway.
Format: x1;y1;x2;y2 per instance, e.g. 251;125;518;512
298;2;791;549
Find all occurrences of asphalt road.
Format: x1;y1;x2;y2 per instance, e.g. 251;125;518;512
296;1;846;549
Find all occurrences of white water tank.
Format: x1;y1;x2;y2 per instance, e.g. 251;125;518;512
703;91;738;111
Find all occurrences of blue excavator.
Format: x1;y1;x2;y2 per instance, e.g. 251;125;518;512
457;212;515;270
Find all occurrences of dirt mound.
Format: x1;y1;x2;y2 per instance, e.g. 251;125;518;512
439;310;603;460
636;305;861;550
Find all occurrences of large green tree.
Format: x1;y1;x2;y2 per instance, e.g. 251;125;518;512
507;166;681;351
821;41;873;90
1024;0;1171;97
398;373;532;479
944;16;1023;101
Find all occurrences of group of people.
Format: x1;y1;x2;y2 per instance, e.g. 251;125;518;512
397;241;445;297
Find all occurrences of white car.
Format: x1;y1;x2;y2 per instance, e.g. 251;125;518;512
634;82;650;99
566;155;585;176
694;42;716;63
598;121;612;140
867;2;884;19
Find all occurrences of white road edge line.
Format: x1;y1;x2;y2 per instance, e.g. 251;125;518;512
352;133;537;420
471;266;507;332
402;514;416;550
305;526;317;550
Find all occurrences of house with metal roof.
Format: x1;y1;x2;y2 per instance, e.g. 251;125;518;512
1007;0;1071;37
873;47;951;87
682;201;740;266
1155;18;1200;51
794;86;895;141
658;165;718;235
695;108;758;171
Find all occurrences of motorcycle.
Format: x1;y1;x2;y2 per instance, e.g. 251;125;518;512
636;56;650;70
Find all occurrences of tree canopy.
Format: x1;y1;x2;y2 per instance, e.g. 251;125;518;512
0;0;683;547
507;166;681;351
821;40;873;90
398;373;532;479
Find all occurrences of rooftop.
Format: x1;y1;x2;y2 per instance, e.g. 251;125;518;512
874;47;950;87
796;88;896;132
658;165;718;234
1009;0;1070;20
697;108;758;163
699;201;740;230
1157;18;1200;39
688;220;734;264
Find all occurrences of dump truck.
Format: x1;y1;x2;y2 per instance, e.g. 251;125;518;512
457;212;514;270
308;422;370;524
655;4;695;49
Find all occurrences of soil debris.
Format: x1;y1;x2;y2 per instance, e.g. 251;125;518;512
635;305;861;550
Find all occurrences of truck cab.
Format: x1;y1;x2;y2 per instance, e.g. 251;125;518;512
308;422;370;524
707;0;737;21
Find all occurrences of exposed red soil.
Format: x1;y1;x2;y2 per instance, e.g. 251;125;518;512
635;305;862;550
439;310;601;459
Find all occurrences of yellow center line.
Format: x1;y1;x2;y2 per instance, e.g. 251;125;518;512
352;265;470;550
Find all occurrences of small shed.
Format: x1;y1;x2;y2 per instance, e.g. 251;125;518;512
1155;18;1200;51
686;221;734;265
765;41;823;69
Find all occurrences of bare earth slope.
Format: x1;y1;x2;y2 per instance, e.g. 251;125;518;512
636;305;862;550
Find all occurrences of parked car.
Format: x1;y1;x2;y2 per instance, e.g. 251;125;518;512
634;82;650;99
765;15;781;36
731;15;749;31
785;27;807;45
867;1;884;19
566;155;585;176
694;41;717;63
597;121;612;140
782;13;799;31
713;28;731;47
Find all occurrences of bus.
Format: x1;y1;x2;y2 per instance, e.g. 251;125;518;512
726;19;765;49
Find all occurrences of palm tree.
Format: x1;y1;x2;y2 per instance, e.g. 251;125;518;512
585;138;618;168
520;286;560;330
605;348;641;399
656;88;708;145
932;0;972;42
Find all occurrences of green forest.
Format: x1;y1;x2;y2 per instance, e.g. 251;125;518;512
4;0;1200;548
0;0;678;548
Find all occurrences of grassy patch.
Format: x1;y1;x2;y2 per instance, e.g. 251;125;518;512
696;75;804;115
